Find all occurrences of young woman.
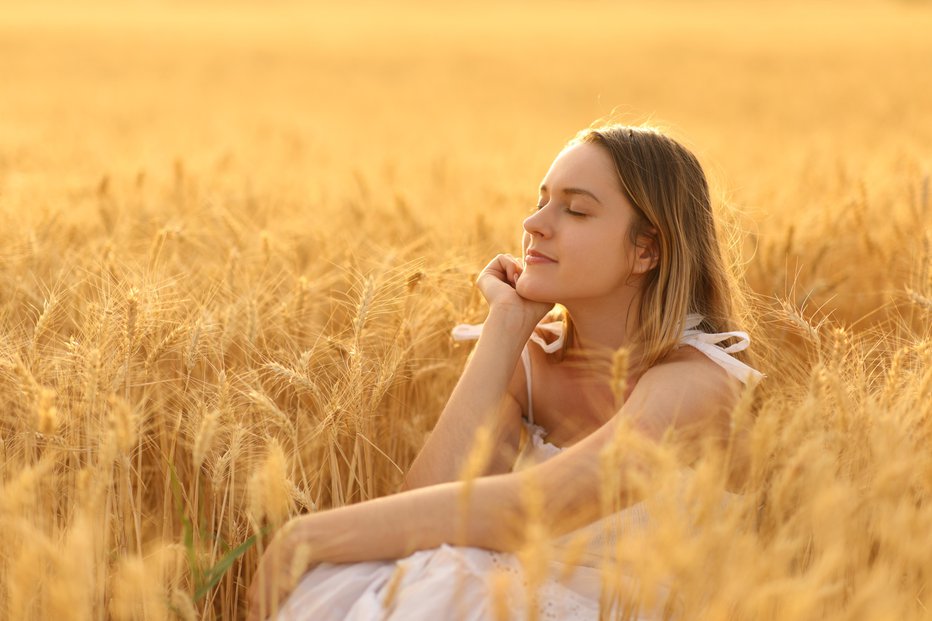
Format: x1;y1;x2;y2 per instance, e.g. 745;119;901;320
247;123;764;620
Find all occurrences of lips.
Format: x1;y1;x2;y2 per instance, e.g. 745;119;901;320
525;249;557;263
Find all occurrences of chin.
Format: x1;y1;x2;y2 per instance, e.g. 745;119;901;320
516;279;558;304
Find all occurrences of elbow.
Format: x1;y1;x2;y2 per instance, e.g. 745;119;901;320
479;472;598;553
464;472;603;553
460;474;527;553
521;464;605;541
547;500;603;540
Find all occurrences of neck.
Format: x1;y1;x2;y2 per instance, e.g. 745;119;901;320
560;289;645;375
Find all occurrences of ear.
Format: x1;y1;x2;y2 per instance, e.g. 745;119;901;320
632;227;660;275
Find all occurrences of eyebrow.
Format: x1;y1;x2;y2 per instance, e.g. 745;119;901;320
538;184;602;205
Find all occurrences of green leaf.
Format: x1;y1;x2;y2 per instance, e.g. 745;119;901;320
169;460;201;585
194;526;270;602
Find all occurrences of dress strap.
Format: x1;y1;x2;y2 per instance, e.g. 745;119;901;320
679;314;764;384
520;345;533;424
450;323;484;342
528;321;565;353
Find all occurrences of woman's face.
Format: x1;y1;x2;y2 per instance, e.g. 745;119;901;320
517;141;647;305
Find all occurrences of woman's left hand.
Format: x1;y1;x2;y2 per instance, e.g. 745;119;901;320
246;516;317;621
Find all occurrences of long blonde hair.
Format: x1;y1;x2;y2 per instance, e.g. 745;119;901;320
547;123;754;373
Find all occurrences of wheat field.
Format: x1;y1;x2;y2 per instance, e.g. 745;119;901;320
1;0;930;619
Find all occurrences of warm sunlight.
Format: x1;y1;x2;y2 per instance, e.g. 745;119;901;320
1;0;930;619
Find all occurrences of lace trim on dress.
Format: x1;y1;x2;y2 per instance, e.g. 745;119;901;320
487;551;601;619
512;420;562;472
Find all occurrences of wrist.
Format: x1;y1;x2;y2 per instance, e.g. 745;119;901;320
485;305;540;337
286;514;323;564
289;507;362;565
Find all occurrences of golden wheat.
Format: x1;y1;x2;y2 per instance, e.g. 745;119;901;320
1;1;930;619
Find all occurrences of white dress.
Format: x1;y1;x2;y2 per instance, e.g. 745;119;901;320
276;314;764;621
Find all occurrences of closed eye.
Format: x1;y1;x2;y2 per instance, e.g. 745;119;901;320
534;203;587;217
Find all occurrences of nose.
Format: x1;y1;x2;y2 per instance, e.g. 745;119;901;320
522;204;552;240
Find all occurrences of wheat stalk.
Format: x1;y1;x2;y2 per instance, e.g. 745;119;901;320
289;275;310;332
144;319;188;375
245;389;297;437
905;287;932;313
31;292;59;357
225;247;240;293
36;387;58;436
247;438;294;530
611;346;632;408
778;297;822;344
123;286;138;399
184;314;203;377
192;406;220;472
261;361;326;412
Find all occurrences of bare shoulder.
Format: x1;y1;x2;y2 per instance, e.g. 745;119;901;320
645;345;737;384
649;343;739;390
622;344;742;441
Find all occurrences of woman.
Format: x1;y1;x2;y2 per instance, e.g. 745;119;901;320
247;123;764;620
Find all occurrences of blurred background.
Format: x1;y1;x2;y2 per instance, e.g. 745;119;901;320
2;0;930;317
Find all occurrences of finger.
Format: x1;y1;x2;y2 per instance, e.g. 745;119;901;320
502;254;521;284
508;265;521;284
478;256;507;284
495;254;512;278
503;262;516;284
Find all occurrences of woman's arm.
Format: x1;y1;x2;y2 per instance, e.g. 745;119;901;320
344;348;741;559
397;347;742;553
401;346;740;545
507;345;743;537
292;473;519;563
247;472;520;620
400;305;535;491
248;347;741;618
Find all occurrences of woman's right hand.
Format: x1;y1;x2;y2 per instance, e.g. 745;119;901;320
476;254;553;327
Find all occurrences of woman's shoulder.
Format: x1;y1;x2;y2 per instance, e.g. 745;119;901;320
652;340;742;390
622;349;740;444
634;345;741;415
663;339;722;363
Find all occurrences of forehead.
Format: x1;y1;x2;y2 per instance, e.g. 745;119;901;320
540;142;617;192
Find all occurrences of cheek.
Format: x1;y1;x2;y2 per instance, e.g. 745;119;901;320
573;242;629;282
